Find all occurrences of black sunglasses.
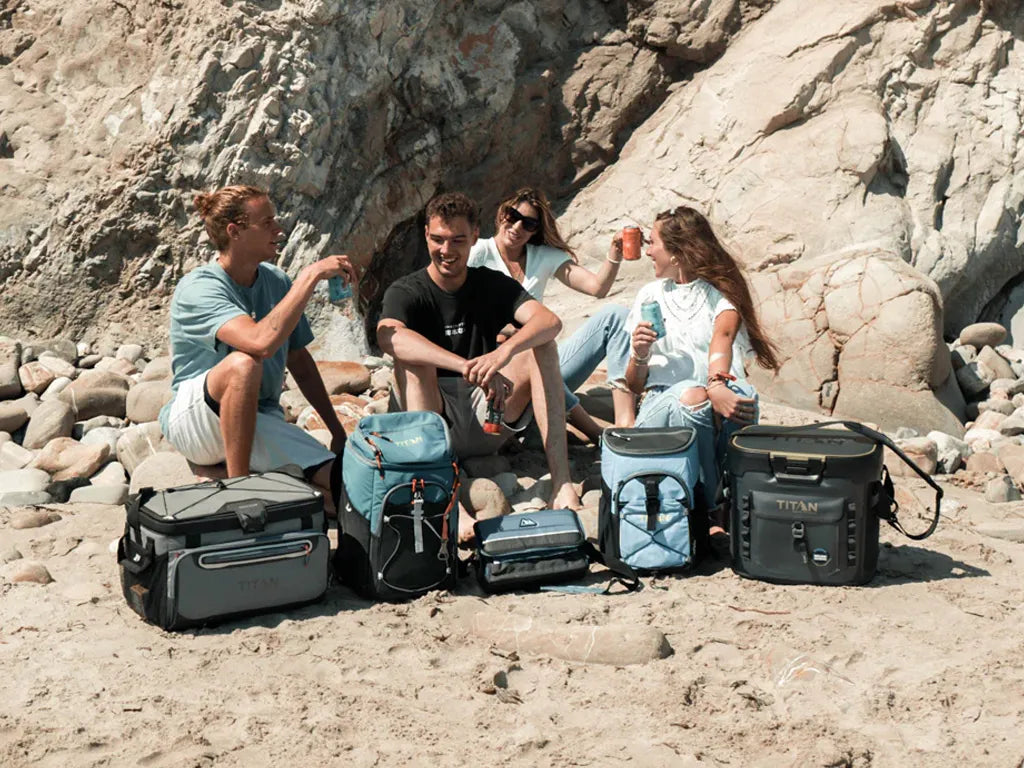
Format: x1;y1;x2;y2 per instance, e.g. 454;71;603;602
504;207;541;233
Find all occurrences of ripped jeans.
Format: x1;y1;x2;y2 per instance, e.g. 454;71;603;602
557;303;631;412
635;378;759;508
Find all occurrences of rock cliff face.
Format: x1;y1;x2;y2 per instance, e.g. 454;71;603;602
1;0;1021;429
1;0;693;356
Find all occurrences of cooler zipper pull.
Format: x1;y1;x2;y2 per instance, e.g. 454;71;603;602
412;481;425;555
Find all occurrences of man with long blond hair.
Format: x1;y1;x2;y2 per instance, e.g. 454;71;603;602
159;184;358;503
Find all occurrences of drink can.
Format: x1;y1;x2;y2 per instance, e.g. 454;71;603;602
483;401;503;434
622;226;642;261
640;300;666;339
327;276;352;303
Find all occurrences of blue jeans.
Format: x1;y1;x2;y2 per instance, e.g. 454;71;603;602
635;378;758;507
557;304;631;411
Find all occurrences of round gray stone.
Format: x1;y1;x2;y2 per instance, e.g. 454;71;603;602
125;381;172;424
40;376;73;401
0;491;54;508
116;343;144;363
0;467;51;493
80;427;121;455
36;353;77;379
129;452;196;493
959;322;1007;349
69;483;129;505
0;401;29;433
984;475;1021;504
89;461;127;486
140;356;171;382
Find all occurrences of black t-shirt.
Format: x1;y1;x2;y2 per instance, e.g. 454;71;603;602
380;267;532;376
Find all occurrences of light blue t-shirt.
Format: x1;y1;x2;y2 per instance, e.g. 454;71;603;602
158;262;313;435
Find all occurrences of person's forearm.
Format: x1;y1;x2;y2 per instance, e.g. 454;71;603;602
625;358;648;394
500;313;561;357
288;350;342;432
565;260;620;298
381;327;468;374
246;270;319;358
707;331;736;379
589;258;620;298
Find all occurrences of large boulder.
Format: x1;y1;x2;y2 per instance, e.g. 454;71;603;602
116;421;174;474
30;437;111;482
129;452;196;493
746;252;964;437
59;369;131;420
0;401;29;434
316;361;372;396
125;381;172;424
22;399;76;449
18;362;55;395
561;1;1023;340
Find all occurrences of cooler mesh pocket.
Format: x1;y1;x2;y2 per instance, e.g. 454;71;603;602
617;473;693;571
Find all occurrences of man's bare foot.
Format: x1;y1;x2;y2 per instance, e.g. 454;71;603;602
551;482;582;511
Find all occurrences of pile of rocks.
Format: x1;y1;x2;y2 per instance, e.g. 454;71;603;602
892;321;1024;503
0;335;391;511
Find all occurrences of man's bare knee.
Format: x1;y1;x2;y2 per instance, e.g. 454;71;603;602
679;386;708;408
208;352;262;400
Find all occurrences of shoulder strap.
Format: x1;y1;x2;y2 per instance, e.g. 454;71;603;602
761;420;942;541
583;541;642;593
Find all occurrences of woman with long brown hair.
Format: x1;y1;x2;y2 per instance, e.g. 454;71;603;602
626;206;779;533
469;187;635;441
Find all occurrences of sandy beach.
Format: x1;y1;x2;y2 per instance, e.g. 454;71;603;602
2;447;1022;768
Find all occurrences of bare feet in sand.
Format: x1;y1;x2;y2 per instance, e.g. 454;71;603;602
551;482;582;511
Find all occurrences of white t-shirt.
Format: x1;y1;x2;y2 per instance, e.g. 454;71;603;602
625;278;753;389
468;237;571;301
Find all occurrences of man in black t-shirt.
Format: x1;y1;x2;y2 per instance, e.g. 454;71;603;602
378;192;581;534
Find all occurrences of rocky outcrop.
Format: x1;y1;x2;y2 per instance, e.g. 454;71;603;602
747;250;964;436
0;0;696;357
1;0;1021;436
562;0;1023;339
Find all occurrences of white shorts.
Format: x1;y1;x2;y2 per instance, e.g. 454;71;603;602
163;372;335;473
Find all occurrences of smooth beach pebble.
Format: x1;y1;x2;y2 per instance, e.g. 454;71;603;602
7;562;54;584
10;508;62;529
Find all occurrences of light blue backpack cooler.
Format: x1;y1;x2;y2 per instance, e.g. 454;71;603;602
598;426;706;573
335;411;459;601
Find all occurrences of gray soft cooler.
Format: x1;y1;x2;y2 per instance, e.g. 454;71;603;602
118;471;329;630
474;509;590;592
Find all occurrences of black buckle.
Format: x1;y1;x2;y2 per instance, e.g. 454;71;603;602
226;499;268;533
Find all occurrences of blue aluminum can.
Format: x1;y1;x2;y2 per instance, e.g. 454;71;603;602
640;300;666;339
327;276;353;303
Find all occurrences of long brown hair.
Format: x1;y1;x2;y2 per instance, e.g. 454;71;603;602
495;187;577;262
656;206;779;371
194;185;267;251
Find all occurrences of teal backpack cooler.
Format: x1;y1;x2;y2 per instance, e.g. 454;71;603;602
335;411;459;601
599;426;706;573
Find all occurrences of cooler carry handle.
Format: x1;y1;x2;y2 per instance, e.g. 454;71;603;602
761;420;942;541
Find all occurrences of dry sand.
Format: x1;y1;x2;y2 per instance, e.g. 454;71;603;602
2;449;1023;767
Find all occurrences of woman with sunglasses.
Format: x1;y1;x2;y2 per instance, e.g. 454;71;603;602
626;206;779;540
469;187;634;442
